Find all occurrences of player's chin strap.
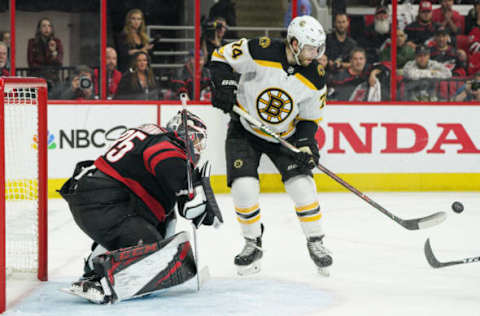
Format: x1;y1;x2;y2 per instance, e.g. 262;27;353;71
288;41;302;66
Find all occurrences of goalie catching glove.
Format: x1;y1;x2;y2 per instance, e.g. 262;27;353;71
177;161;223;227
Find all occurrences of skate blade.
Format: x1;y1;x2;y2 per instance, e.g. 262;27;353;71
60;286;109;304
236;261;261;276
317;267;330;277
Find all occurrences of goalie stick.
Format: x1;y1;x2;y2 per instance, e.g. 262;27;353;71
424;238;480;268
179;92;204;291
180;92;195;199
232;106;446;231
179;93;222;291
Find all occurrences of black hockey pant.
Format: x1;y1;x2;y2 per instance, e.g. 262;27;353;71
59;161;172;251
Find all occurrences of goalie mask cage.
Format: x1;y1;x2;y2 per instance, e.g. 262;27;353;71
0;77;48;313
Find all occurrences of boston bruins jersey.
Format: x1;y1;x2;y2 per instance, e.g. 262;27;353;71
211;37;327;142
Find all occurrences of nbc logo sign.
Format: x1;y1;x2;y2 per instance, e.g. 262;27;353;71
32;131;56;150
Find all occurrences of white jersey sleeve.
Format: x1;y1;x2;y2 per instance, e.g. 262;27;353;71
297;83;327;124
211;38;256;74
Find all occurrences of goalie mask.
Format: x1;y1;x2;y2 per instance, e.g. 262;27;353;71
166;111;208;163
287;15;326;66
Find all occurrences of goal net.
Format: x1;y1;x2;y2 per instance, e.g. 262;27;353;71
0;77;48;312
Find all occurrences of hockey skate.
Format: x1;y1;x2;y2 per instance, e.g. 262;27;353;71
234;236;263;276
234;224;264;276
307;235;332;277
62;276;113;304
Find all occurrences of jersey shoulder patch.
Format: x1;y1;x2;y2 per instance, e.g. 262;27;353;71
296;60;327;90
248;38;284;63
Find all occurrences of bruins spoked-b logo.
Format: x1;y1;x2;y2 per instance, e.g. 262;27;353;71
256;88;293;124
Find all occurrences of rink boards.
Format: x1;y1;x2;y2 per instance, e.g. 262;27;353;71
44;102;480;196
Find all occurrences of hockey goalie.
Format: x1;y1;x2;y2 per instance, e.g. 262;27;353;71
58;111;222;304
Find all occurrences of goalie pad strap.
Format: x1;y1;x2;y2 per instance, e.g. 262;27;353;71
93;231;196;303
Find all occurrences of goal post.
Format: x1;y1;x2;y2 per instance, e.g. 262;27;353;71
0;77;48;313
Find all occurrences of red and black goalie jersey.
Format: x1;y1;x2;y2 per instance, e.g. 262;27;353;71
94;124;192;223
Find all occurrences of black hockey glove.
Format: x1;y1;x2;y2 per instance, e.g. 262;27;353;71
293;137;320;170
210;62;238;113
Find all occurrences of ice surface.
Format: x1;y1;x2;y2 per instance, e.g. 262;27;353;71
4;192;480;316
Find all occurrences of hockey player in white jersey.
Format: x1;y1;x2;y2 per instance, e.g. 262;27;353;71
209;15;332;275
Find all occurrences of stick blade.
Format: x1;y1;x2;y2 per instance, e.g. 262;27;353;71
424;238;443;268
402;211;447;230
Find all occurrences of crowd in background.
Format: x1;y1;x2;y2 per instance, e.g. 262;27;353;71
0;0;479;102
323;0;480;102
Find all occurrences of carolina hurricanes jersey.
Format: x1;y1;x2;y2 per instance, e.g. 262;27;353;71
211;37;327;142
94;124;190;223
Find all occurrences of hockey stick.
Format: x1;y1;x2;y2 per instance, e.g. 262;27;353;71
232;106;447;231
424;238;480;268
180;93;204;290
180;92;194;199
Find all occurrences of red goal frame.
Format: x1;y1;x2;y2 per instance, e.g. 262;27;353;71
0;77;48;313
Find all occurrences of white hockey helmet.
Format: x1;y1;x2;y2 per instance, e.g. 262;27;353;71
167;110;208;162
287;15;326;64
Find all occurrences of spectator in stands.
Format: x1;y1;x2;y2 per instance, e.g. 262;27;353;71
54;65;95;100
380;29;415;69
0;31;10;69
116;9;153;73
403;44;452;79
403;45;452;101
430;26;467;76
284;0;312;27
201;17;228;66
176;50;211;101
329;47;385;101
27;18;63;86
397;0;417;30
465;0;480;35
115;51;160;100
467;26;480;74
358;5;391;64
404;1;437;49
326;13;358;72
0;41;8;76
453;71;480;100
208;0;237;38
93;47;122;99
432;0;464;35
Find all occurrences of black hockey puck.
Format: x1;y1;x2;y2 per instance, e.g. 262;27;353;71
451;201;464;213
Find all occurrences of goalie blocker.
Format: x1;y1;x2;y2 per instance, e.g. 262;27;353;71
66;231;197;304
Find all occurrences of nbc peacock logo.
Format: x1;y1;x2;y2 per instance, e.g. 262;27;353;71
32;131;56;150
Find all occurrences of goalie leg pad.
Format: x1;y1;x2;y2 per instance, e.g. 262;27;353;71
92;231;197;303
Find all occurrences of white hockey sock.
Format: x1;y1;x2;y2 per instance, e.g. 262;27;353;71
232;177;262;238
285;175;324;237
